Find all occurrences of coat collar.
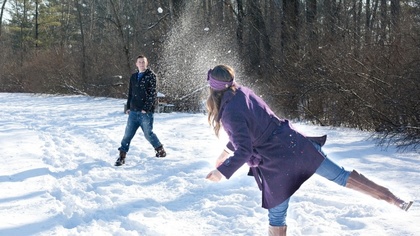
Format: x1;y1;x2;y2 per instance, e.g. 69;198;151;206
138;68;150;74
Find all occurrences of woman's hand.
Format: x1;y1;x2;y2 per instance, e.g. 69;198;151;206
206;169;223;182
215;149;230;167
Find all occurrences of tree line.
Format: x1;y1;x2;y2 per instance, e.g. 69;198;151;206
0;0;419;151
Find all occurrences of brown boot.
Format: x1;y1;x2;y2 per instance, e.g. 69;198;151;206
346;170;412;211
268;225;287;236
115;150;126;166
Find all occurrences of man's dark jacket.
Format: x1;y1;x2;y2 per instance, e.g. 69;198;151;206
126;69;157;113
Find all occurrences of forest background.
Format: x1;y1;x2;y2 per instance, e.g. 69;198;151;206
0;0;419;151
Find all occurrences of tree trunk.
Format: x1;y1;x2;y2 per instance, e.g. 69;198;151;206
390;0;400;43
0;0;7;37
248;0;272;75
236;0;244;50
365;0;371;45
379;0;387;46
281;0;299;60
75;1;87;89
35;0;39;49
109;0;131;74
306;0;317;57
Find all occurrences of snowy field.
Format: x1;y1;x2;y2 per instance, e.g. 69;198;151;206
0;93;419;236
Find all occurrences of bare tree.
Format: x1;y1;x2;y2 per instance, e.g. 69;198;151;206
0;0;418;149
306;0;317;56
247;0;272;75
75;0;88;89
0;0;7;37
108;0;131;74
365;0;372;45
281;0;300;60
390;0;400;42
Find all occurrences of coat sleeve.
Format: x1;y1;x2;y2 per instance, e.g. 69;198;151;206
126;75;134;110
217;109;253;179
225;142;235;152
143;73;157;112
306;135;327;147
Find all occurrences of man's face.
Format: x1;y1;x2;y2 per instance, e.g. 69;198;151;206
136;58;148;72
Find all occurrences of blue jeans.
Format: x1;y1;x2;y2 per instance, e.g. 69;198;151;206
118;111;162;152
268;142;351;226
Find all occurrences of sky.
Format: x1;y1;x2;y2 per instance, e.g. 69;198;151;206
0;93;419;236
1;1;10;21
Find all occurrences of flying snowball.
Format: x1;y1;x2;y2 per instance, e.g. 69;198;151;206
158;7;163;13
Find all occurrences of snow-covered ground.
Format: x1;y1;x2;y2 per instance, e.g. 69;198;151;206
0;93;419;236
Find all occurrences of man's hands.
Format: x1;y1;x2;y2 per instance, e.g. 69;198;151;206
125;109;146;114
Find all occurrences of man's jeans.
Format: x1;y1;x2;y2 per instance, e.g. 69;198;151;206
268;141;351;226
118;111;162;152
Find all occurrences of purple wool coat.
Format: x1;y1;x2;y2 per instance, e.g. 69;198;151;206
216;86;326;209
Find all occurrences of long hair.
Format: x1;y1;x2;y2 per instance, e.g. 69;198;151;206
206;65;236;137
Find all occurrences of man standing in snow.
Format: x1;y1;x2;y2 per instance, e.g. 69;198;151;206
115;55;166;166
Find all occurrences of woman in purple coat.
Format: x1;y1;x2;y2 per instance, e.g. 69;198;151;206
205;65;413;236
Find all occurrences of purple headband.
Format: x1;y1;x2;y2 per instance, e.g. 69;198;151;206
207;69;234;91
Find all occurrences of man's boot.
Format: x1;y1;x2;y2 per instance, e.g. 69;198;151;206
155;145;166;158
346;170;413;211
268;225;287;236
115;151;126;166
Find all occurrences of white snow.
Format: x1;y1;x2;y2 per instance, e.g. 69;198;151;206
0;93;419;236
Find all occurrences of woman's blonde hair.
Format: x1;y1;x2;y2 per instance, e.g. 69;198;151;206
206;65;236;137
